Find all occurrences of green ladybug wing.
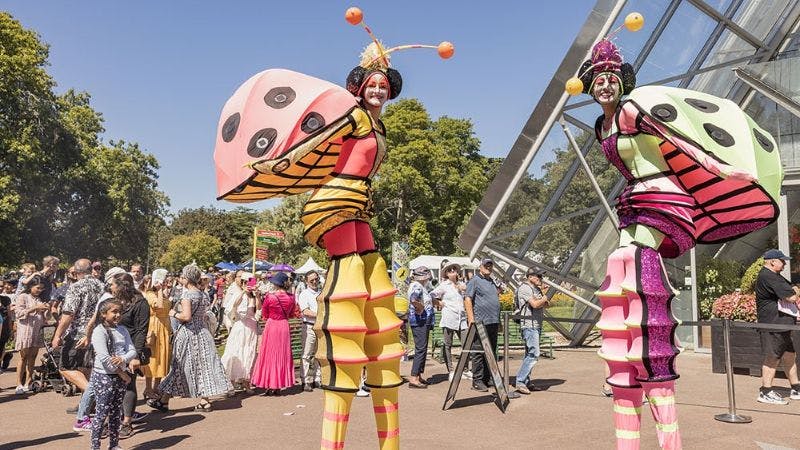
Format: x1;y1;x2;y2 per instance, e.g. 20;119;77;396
625;85;783;243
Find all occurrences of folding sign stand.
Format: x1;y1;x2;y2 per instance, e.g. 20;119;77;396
442;322;510;413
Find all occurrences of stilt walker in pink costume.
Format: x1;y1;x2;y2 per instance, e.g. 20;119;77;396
565;13;783;450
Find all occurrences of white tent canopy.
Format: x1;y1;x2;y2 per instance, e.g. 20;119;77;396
295;257;325;274
408;255;480;273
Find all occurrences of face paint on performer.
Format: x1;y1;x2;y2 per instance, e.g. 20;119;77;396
362;72;390;109
592;72;622;106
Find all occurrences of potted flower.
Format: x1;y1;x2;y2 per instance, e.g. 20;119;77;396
710;290;760;375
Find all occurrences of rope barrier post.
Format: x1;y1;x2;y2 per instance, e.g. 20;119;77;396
503;311;510;388
714;319;752;424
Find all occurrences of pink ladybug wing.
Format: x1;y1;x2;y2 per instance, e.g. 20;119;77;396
214;69;357;202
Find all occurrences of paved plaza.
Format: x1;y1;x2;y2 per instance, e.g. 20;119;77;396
1;347;798;449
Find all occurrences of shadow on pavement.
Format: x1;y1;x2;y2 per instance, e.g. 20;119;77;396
446;395;497;410
0;432;80;449
137;412;205;433
130;434;191;449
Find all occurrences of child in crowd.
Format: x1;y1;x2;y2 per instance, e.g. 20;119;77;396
90;299;140;450
14;263;36;296
14;275;49;393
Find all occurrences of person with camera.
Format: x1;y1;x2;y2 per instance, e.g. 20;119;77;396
514;269;548;395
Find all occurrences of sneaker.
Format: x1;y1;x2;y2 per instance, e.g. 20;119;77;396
471;381;489;392
757;390;789;405
119;422;134;439
130;411;148;423
15;385;26;395
790;389;800;400
507;390;521;399
303;384;313;392
516;384;531;395
462;370;473;380
355;388;370;397
72;417;92;432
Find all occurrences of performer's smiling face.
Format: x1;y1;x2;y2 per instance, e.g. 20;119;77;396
592;73;621;106
362;73;389;108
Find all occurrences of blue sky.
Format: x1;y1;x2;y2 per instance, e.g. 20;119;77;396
6;0;597;213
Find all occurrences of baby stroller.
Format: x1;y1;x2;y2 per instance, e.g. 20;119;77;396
29;325;78;396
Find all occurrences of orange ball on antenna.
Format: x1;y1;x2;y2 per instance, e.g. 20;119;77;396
345;7;363;25
438;41;455;59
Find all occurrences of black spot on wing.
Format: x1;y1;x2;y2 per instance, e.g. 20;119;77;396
247;128;278;157
264;87;296;109
684;98;719;113
651;103;677;122
703;123;734;147
221;113;240;143
301;112;325;134
753;128;774;153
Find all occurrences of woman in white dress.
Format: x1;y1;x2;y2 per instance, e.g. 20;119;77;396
220;282;260;392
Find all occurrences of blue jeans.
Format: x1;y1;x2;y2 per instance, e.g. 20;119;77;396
77;380;95;420
515;327;540;385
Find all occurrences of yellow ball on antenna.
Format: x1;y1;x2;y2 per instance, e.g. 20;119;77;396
565;77;584;96
624;12;644;32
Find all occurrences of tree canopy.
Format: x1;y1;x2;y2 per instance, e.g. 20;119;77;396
0;13;168;267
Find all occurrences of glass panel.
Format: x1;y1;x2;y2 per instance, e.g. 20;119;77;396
744;90;800;168
485;126;575;246
732;0;792;42
636;1;718;85
787;187;800;283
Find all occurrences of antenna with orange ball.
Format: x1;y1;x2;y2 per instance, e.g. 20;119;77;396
345;6;454;68
565;12;644;95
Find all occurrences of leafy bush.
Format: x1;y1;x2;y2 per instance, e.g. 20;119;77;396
740;257;764;294
499;290;515;311
697;257;745;320
711;291;757;322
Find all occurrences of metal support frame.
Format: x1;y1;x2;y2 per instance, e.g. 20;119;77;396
734;65;800;119
559;117;619;229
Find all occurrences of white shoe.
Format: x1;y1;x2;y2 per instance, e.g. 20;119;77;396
462;370;473;380
790;389;800;400
757;390;789;405
355;388;370;397
15;385;26;394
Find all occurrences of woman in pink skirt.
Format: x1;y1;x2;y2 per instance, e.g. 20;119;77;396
251;272;299;395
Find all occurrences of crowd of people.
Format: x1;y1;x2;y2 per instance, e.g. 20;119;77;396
1;255;554;448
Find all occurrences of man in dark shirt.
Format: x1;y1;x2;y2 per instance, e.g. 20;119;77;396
754;249;800;405
464;258;502;392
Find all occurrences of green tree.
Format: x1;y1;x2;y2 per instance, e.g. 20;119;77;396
256;195;328;267
373;99;492;255
408;219;434;259
159;231;222;272
169;206;257;263
0;13;168;265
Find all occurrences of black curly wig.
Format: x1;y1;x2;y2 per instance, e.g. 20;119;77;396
346;66;402;100
579;61;636;97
